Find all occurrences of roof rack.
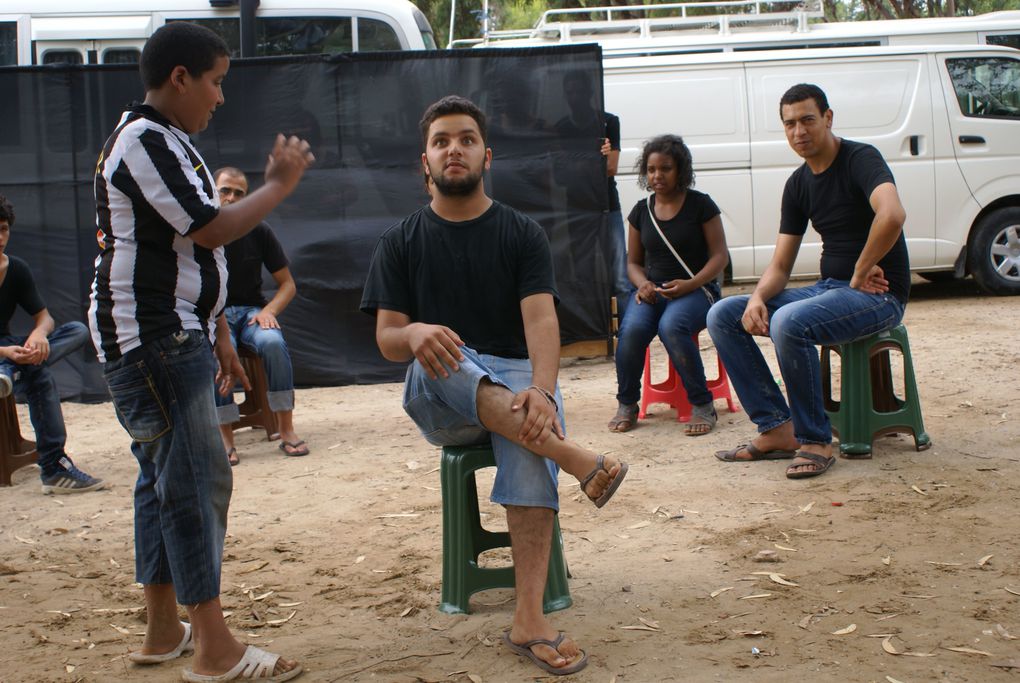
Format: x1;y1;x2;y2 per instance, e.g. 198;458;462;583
463;0;823;46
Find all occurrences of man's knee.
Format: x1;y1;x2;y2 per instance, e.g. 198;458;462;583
707;296;745;334
254;332;288;359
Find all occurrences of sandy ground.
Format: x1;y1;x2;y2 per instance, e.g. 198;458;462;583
1;276;1019;683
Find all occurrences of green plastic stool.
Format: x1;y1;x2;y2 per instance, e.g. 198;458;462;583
439;444;572;615
821;323;932;457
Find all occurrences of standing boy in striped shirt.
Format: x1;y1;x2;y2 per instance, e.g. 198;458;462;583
88;22;313;682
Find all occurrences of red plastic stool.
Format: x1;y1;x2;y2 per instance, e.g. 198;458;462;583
639;331;738;422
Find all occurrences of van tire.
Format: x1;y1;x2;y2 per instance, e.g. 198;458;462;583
968;207;1020;296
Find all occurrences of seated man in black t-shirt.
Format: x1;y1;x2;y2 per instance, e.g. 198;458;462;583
0;195;103;493
213;168;308;464
361;96;628;677
707;83;909;479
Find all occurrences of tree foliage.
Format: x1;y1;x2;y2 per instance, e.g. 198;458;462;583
412;0;1020;46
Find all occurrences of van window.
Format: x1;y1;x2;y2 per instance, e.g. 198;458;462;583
257;17;352;55
42;50;83;65
102;48;140;64
358;18;401;52
947;57;1020;119
986;34;1020;50
171;18;240;57
0;22;16;66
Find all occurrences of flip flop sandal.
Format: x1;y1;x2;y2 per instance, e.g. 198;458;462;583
786;451;836;479
607;403;639;432
278;440;310;457
182;645;302;682
227;448;239;467
579;454;629;508
685;405;718;437
502;631;589;676
715;443;797;462
128;622;193;664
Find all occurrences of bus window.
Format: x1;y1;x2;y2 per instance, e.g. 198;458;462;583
0;22;16;66
358;18;401;52
987;33;1020;51
257;17;352;55
947;57;1020;118
170;18;240;57
102;48;140;64
42;50;83;65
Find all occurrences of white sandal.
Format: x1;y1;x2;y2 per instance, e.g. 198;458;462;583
182;645;302;682
128;621;193;664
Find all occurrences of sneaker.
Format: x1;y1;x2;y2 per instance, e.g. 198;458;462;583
41;465;105;494
0;374;11;398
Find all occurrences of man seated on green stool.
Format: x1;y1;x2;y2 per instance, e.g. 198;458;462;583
361;95;629;677
708;83;909;479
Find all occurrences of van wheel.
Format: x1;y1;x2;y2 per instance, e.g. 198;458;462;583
969;207;1020;295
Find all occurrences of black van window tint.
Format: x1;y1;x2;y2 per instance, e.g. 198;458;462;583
947;57;1020;119
42;50;82;65
986;34;1020;51
0;22;16;66
358;18;401;52
257;17;352;55
170;18;240;57
102;48;140;64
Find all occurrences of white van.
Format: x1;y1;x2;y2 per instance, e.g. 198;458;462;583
0;0;436;66
604;44;1020;294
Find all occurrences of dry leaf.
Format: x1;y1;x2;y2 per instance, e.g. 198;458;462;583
943;646;992;656
991;659;1020;669
925;561;961;567
882;556;891;565
798;615;813;629
239;561;268;574
911;485;927;496
251;591;274;602
399;607;413;617
1004;587;1020;596
277;601;303;608
886;677;905;683
110;624;131;635
638;617;660;629
354;556;365;564
468;675;483;683
14;535;36;545
266;610;297;626
373;513;420;519
882;637;901;655
751;571;784;576
734;630;765;637
774;544;798;552
798;502;815;513
710;587;733;598
995;624;1017;640
831;624;857;635
620;625;659;632
769;574;799;587
65;665;75;673
739;593;772;600
978;554;994;567
628;521;651;530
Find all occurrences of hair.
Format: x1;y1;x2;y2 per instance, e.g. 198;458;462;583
140;22;230;91
637;134;695;192
419;95;487;148
779;83;830;118
213;166;247;183
0;195;13;227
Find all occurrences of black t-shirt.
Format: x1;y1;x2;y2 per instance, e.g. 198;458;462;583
627;190;721;283
360;201;558;359
780;139;910;303
224;223;289;308
0;256;46;336
605;112;621;211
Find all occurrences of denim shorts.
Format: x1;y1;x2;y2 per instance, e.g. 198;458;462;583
402;346;562;511
104;329;232;605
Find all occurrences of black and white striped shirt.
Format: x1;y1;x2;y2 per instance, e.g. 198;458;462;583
88;104;227;363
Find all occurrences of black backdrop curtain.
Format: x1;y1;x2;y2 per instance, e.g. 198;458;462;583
0;46;611;401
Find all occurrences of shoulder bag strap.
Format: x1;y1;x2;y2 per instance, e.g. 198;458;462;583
646;196;716;304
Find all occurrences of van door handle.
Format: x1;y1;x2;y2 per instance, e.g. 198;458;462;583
959;135;985;144
909;135;919;156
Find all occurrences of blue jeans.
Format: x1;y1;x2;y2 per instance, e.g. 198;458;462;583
615;284;720;407
103;330;232;605
402;346;562;511
707;279;904;445
0;321;89;478
607;210;634;320
214;305;295;424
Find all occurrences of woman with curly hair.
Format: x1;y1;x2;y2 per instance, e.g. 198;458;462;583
607;134;729;435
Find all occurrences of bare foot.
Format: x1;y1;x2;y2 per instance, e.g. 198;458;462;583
139;621;186;656
579;454;625;503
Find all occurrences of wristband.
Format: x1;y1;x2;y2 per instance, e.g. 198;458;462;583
527;385;557;407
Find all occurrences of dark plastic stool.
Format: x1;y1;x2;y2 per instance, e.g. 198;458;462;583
0;394;36;486
439;444;571;615
822;324;931;457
